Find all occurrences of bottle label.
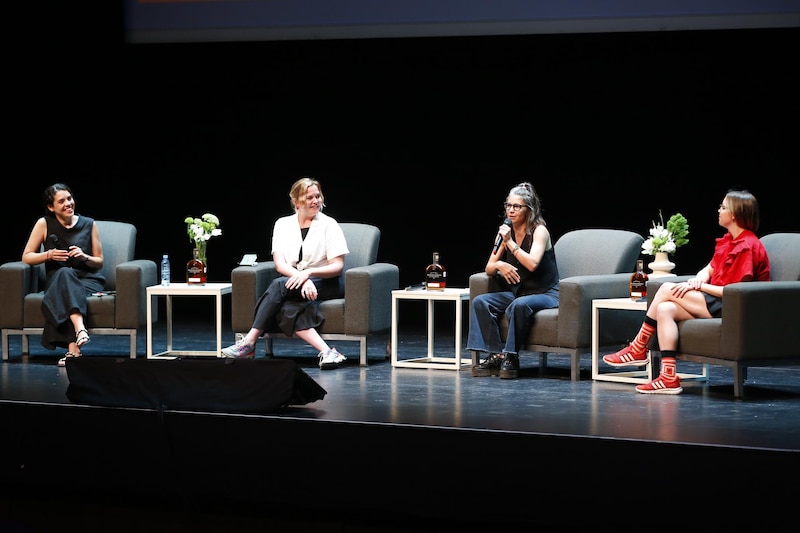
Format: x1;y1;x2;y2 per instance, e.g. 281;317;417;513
425;270;446;290
161;260;170;286
187;263;206;284
630;279;647;299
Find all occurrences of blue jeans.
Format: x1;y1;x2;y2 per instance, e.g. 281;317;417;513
466;288;559;355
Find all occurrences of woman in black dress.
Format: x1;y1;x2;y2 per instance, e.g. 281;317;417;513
22;183;105;366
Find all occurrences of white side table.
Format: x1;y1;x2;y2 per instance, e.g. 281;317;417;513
592;297;709;384
391;288;471;370
592;298;653;383
147;282;232;359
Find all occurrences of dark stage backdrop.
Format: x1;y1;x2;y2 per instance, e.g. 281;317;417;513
7;13;799;327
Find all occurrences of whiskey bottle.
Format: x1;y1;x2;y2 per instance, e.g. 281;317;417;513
187;248;207;285
425;252;446;290
630;259;648;300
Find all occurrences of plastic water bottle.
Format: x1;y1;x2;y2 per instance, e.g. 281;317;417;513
161;254;171;286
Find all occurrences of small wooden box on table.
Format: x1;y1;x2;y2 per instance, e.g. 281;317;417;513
146;282;232;359
391;287;471;370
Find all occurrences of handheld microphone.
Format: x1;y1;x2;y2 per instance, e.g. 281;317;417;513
493;219;512;253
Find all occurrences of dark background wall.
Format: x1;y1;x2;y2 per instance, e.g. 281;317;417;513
8;4;798;326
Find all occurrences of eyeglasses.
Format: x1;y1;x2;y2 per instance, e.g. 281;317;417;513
504;203;527;212
719;204;728;210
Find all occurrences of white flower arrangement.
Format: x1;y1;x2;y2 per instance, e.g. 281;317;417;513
184;213;222;245
641;211;689;256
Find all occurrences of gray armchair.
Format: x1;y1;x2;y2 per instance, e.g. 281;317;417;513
0;220;158;361
230;222;399;366
469;228;645;380
646;232;800;398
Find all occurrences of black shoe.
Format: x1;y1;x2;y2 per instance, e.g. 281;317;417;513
472;353;504;377
499;354;520;379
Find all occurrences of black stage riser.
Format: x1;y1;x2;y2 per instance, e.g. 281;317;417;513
1;402;796;531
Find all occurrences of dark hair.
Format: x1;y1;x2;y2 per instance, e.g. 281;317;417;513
726;189;760;232
43;183;73;217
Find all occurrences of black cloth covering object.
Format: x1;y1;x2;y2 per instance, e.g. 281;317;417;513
65;357;326;414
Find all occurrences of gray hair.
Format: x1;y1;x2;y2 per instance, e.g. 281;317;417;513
507;181;545;234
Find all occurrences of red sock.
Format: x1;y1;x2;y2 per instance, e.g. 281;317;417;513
630;322;655;356
660;357;678;380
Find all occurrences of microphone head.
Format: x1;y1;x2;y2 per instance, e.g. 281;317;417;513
503;218;512;226
49;234;59;243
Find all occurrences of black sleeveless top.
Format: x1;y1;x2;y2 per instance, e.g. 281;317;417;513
44;215;104;282
496;231;560;296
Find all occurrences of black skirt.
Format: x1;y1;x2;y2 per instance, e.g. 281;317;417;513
41;267;104;350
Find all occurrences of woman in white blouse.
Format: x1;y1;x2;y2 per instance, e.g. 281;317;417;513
222;177;350;369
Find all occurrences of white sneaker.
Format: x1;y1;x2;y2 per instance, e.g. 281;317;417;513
318;347;346;370
221;341;255;358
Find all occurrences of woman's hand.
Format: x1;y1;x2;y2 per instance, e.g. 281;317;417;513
68;245;90;262
497;222;512;245
497;263;521;285
286;270;317;299
686;278;704;291
670;281;700;298
285;270;309;290
49;248;68;262
300;279;317;300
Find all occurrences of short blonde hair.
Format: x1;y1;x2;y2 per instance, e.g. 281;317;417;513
289;177;325;211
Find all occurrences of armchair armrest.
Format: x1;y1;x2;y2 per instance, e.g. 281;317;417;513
556;273;637;347
116;259;158;328
468;272;501;300
0;261;35;328
231;262;279;332
720;281;800;359
343;262;399;334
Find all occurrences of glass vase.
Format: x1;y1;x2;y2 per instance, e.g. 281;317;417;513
196;240;208;269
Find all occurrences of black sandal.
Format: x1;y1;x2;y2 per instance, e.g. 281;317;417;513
58;352;81;367
76;328;90;347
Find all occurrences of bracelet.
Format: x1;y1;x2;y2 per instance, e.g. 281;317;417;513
512;244;520;254
46;249;52;261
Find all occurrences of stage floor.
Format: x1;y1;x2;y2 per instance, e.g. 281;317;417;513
3;321;800;451
2;320;799;532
